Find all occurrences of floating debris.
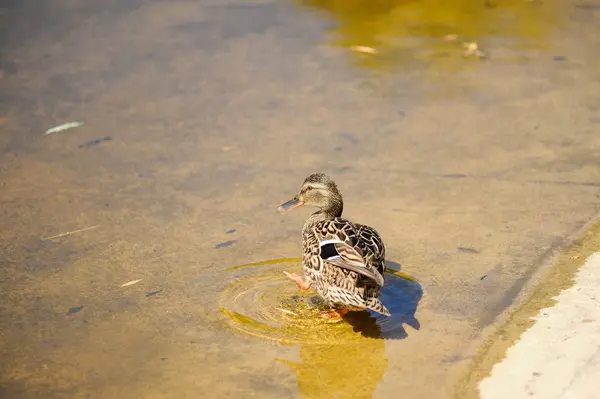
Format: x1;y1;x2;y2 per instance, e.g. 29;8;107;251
480;274;488;281
146;290;162;297
44;121;84;135
462;41;486;58
66;306;84;315
120;279;142;288
351;45;378;54
225;228;236;234
444;34;458;41
79;136;112;148
42;225;100;241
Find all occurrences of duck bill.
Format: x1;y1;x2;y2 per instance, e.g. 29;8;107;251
277;198;305;213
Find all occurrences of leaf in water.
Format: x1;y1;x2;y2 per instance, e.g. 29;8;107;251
120;279;142;287
44;121;84;135
462;41;486;58
351;45;378;54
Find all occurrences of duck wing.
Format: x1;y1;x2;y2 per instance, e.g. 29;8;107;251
313;219;385;287
355;223;386;276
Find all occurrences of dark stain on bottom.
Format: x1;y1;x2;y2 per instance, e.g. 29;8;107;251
66;306;84;315
215;240;236;249
443;173;468;178
79;136;112;148
458;247;480;254
575;3;600;9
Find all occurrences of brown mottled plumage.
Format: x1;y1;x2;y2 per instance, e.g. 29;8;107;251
277;173;390;317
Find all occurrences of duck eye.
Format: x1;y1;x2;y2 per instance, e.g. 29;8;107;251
306;186;313;191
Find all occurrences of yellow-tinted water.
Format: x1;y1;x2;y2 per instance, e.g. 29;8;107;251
2;0;596;397
302;0;565;70
218;258;422;397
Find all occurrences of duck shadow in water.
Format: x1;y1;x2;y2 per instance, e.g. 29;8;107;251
340;260;422;340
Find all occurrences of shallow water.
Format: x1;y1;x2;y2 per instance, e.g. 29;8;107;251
1;0;600;398
216;257;421;397
219;258;422;343
303;0;564;65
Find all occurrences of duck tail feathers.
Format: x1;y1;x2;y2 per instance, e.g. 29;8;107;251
366;297;390;316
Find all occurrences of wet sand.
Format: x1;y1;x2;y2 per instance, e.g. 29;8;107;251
1;0;600;398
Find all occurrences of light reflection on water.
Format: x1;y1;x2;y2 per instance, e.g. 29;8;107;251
218;258;422;398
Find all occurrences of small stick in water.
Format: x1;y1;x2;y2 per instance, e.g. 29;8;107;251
121;279;142;288
276;307;298;316
42;225;100;241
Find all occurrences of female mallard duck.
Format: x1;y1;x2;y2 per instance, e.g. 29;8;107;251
277;173;390;318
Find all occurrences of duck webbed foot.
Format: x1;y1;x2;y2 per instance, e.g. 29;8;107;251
319;308;350;319
283;271;311;291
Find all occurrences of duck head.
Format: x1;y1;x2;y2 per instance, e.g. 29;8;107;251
277;173;343;217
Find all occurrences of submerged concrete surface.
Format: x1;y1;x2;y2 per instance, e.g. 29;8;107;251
479;252;600;399
1;0;600;398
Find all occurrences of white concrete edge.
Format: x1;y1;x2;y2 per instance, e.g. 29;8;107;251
479;251;600;399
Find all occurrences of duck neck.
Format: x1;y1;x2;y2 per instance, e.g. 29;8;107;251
302;199;343;233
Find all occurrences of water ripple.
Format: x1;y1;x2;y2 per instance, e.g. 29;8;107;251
218;258;423;344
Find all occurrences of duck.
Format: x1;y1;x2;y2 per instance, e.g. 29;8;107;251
277;173;390;318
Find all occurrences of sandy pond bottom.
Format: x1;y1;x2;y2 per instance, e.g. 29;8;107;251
1;0;600;398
